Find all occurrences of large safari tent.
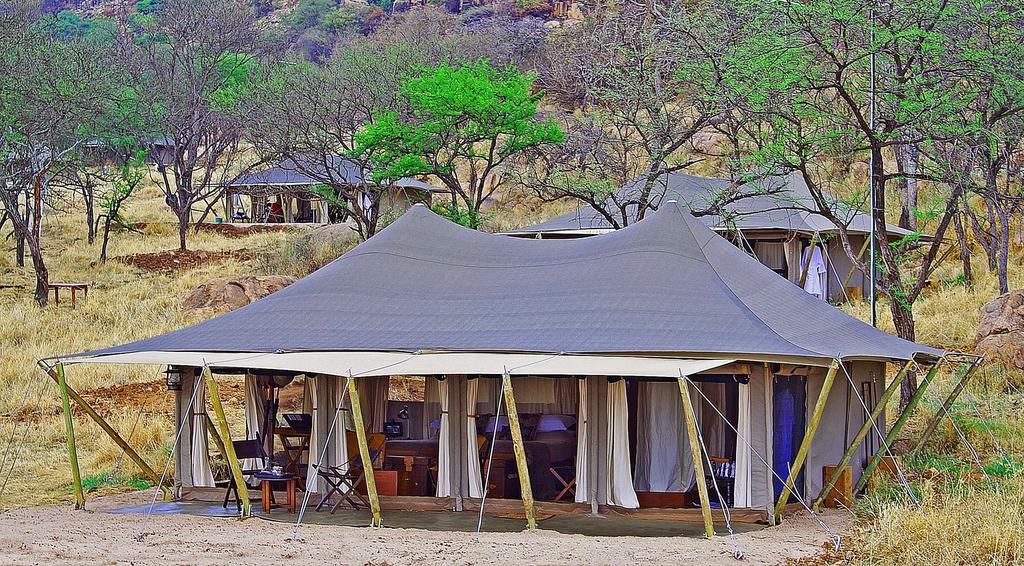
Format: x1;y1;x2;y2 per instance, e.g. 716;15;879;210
45;202;973;538
509;172;921;303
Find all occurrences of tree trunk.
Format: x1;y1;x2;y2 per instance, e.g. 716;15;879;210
177;207;189;251
100;214;113;262
997;201;1010;294
84;180;95;245
16;191;27;267
28;235;48;307
953;203;972;285
891;302;918;409
896;141;919;231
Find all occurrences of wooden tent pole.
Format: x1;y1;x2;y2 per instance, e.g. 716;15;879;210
204;367;250;516
204;413;228;463
502;372;536;530
348;378;382;527
854;362;940;493
56;363;85;510
40;363;170;498
813;361;912;511
908;360;979;459
678;376;714;539
841;238;872;291
774;363;838;520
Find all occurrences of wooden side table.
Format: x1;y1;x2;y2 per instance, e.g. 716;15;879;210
258;475;297;514
49;283;89;309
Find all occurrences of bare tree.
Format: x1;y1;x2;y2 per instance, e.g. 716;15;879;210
521;4;765;227
132;0;264;251
0;5;120;305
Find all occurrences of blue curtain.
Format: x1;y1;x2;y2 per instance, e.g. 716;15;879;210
772;376;806;501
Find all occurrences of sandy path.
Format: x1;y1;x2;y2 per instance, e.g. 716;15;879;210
0;492;849;565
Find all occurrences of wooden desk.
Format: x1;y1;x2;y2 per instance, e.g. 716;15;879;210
49;283;88;308
274;427;310;476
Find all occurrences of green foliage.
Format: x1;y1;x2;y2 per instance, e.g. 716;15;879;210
209;53;258;111
355;60;563;228
74;473;152;494
136;0;164;14
287;0;339;30
431;200;484;228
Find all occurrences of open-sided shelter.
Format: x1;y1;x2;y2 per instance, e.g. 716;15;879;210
224;156;444;224
508;172;921;303
48;202;952;532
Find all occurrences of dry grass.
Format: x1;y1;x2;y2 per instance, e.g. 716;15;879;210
0;172;1022;565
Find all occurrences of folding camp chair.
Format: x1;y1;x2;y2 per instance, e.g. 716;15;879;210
709;455;735;507
315;432;386;513
223;436;273;511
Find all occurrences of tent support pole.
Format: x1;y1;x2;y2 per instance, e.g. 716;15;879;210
204;367;250;517
204;414;228;465
348;378;382;527
908;360;980;459
854;362;940;493
502;372;536;530
774;363;838;521
813;361;912;511
851;360;937;491
40;362;170;500
678;376;714;539
842;238;871;291
56;363;85;510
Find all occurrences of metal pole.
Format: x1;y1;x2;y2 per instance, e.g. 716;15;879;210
868;3;878;327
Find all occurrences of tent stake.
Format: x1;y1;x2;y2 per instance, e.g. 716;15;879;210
56;363;85;510
678;376;714;539
204;367;250;516
348;378;382;527
813;361;913;511
39;362;171;499
502;372;536;530
854;362;940;493
774;363;838;521
908;360;980;459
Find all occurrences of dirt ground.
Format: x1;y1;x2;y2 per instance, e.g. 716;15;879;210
0;491;851;565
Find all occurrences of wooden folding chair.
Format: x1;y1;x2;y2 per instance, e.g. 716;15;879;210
223;436;272;510
315;432;386;513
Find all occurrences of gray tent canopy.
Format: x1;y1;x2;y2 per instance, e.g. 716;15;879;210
59;202;941;373
226;155;444;194
508;171;916;238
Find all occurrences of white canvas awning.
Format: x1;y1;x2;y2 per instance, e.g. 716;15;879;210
60;350;735;379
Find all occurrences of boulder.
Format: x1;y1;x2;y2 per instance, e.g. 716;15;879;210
975;289;1024;369
181;275;297;318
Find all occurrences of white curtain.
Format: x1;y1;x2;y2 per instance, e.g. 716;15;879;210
330;377;349;471
306;376;321;492
424;377;442;438
467;378;483;497
754;241;786;272
477;377;557;414
606;380;639;508
785;237;803;283
243;374;266;477
356;376;390;433
633;381;691;493
190;379;215;487
436;378;451;497
734;383;752;507
575;379;588;504
699;383;727;458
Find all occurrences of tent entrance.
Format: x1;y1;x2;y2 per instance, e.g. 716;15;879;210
631;378;739;509
772;375;806;502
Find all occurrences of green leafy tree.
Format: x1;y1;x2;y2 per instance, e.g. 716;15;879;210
98;150;147;262
355;59;564;229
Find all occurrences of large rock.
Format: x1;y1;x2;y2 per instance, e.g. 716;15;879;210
181;275;296;318
976;290;1024;369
